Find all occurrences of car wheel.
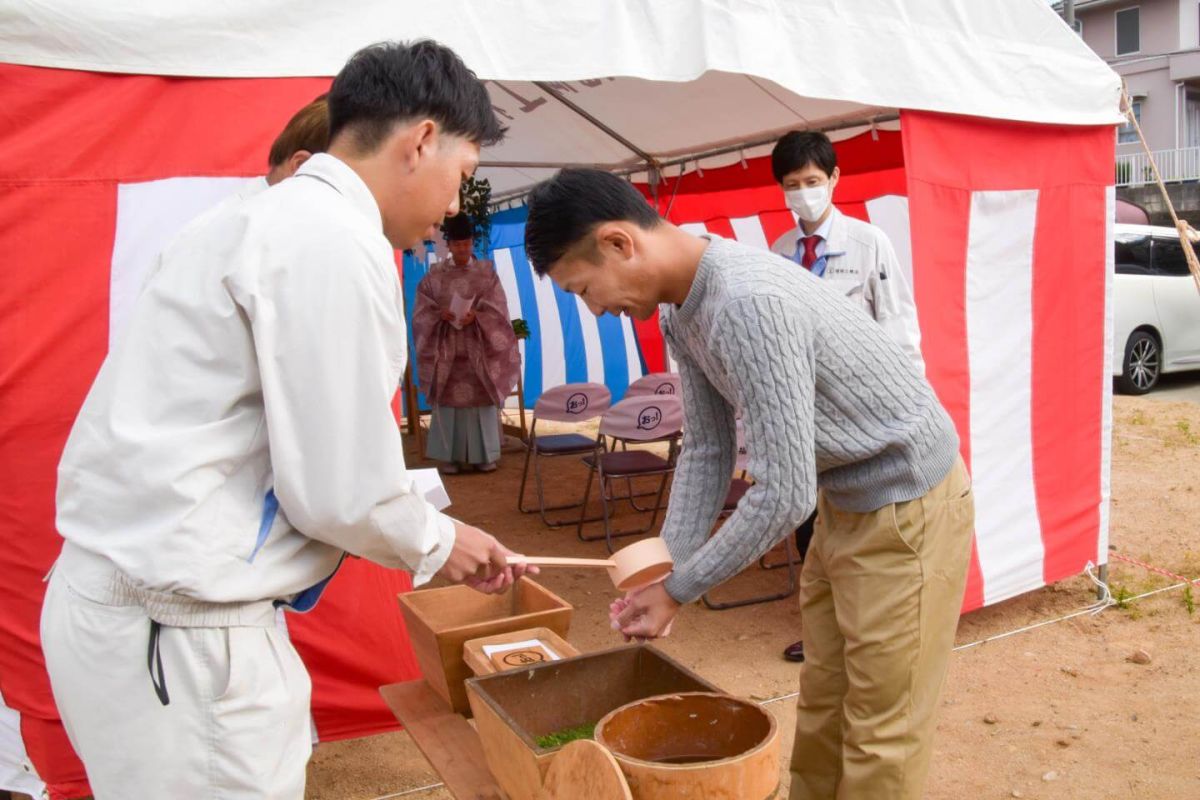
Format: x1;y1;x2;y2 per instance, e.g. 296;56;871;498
1117;331;1161;395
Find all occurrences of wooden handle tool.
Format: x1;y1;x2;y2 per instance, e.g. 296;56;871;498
505;555;615;568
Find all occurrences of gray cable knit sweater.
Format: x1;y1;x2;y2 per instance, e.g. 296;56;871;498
659;236;960;604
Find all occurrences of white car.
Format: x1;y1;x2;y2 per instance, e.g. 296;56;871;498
1113;224;1200;394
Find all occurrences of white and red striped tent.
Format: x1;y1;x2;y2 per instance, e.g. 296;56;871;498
0;1;1121;796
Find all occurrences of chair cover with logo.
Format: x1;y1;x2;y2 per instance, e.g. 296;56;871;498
609;373;682;509
577;395;684;551
534;382;612;423
518;382;612;525
622;372;681;400
598;394;683;443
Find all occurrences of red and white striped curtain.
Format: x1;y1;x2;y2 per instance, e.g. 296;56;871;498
0;63;1114;799
638;114;1114;613
0;66;425;799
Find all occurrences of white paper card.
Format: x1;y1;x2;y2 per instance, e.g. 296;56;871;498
448;292;474;329
481;639;561;660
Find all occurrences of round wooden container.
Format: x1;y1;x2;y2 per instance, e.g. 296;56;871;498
594;692;779;799
608;537;674;591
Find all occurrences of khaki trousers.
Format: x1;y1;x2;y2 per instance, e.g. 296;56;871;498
789;458;973;800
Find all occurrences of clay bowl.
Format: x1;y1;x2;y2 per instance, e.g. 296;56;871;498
594;691;779;799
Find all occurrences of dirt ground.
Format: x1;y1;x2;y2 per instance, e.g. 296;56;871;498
304;395;1200;800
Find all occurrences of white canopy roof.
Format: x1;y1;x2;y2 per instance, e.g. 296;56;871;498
0;0;1123;197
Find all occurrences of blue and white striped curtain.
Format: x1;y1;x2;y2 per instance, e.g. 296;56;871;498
401;206;646;410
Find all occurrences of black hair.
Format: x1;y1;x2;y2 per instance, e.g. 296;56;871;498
328;40;506;153
771;130;837;183
442;212;474;241
524;168;661;276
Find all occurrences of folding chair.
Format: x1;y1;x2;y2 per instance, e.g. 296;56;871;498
759;533;807;570
701;419;799;609
517;382;612;527
612;372;682;510
623;372;681;399
576;394;683;552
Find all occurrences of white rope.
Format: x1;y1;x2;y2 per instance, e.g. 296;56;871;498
1121;580;1194;601
939;563;1114;654
758;563;1198;707
763;690;800;705
1114;432;1167;443
951;604;1102;653
371;782;446;800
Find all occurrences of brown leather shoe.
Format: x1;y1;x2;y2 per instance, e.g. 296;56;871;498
783;640;805;662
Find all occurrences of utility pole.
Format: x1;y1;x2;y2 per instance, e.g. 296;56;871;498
1065;0;1076;32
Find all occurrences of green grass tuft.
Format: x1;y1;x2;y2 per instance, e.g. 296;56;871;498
536;722;596;749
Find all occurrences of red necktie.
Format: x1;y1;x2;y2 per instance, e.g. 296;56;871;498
800;235;822;271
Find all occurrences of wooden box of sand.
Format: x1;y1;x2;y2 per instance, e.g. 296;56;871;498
465;643;718;800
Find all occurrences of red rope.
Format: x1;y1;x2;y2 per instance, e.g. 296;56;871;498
1110;552;1200;587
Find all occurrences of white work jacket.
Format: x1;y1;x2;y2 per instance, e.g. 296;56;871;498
139;177;268;295
56;154;455;610
771;207;925;374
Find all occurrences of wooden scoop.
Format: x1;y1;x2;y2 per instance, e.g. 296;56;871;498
507;537;673;592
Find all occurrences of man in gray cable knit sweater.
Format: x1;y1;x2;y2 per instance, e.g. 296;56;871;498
524;168;975;800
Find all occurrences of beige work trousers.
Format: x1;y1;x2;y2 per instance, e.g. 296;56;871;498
789;458;974;800
41;563;312;799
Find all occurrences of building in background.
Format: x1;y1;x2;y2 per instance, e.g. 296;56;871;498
1059;0;1200;222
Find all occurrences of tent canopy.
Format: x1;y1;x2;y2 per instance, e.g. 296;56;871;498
1;0;1122;197
0;4;1123;798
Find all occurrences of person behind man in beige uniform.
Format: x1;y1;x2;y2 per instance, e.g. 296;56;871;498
138;94;330;296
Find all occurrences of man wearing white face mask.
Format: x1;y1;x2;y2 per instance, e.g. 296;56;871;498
770;131;924;372
770;130;926;664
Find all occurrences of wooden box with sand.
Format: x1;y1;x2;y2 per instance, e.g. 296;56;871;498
398;577;572;714
465;644;718;800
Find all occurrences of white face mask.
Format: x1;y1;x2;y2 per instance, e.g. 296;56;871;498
785;184;831;223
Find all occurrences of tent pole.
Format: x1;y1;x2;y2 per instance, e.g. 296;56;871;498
651;111;900;172
480;159;615;169
480;112;899;173
484;110;900;209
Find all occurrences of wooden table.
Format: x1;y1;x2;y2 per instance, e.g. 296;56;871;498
379;681;508;799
